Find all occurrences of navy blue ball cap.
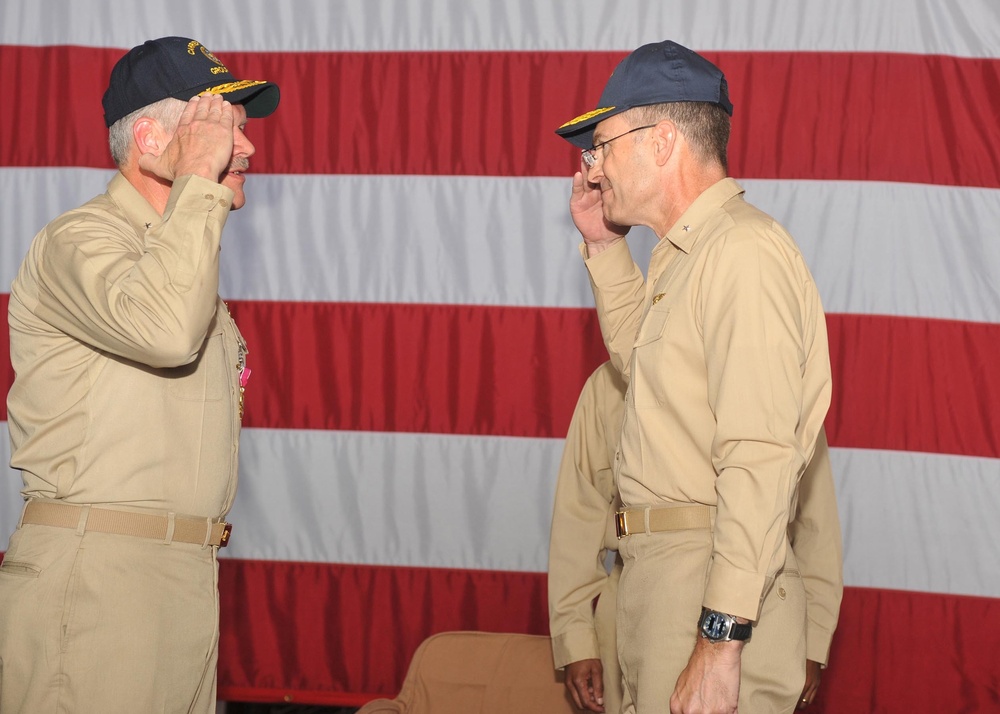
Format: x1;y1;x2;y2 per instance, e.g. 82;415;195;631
102;36;280;127
556;40;733;149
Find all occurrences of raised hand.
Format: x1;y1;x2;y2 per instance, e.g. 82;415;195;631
569;166;629;253
139;94;234;183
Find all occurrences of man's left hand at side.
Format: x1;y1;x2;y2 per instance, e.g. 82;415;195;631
797;659;823;708
565;658;606;712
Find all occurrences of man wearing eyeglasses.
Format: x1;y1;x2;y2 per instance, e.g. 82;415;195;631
554;41;833;714
548;363;842;714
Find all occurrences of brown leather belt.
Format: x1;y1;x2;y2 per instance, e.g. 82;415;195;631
21;500;232;547
615;504;713;539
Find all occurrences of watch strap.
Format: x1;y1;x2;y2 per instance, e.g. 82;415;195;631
730;619;753;641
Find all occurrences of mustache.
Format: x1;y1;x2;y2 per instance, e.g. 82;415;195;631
228;158;250;172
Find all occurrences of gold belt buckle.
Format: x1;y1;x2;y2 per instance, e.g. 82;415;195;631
219;522;233;547
615;511;629;540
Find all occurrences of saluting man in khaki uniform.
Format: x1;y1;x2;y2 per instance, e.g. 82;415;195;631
555;41;833;713
0;37;279;713
548;362;843;713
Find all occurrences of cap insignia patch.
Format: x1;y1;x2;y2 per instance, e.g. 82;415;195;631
558;105;616;129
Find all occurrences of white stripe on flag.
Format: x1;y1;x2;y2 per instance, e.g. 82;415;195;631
3;0;998;56
231;431;1000;600
2;426;998;597
233;431;1000;601
833;447;1000;599
3;168;998;323
0;432;1000;597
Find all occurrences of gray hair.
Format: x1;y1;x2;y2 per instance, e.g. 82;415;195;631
625;102;731;173
107;97;186;168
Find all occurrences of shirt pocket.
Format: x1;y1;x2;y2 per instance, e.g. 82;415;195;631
167;326;225;402
633;304;671;347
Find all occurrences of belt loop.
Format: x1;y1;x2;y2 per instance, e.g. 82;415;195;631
164;512;176;545
17;500;29;529
76;505;91;535
643;506;651;535
201;518;212;549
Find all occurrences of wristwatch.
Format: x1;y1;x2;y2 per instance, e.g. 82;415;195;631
698;608;752;642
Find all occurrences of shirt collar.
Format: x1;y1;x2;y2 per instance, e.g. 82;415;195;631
663;177;745;253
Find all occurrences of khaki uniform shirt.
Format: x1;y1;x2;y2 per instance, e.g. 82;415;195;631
584;178;832;621
549;362;842;668
790;427;843;665
7;172;245;519
548;361;625;669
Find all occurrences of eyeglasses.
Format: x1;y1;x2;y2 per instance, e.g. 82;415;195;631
581;124;657;168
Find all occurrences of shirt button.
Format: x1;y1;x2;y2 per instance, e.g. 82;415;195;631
218;199;229;208
777;586;787;599
205;193;215;201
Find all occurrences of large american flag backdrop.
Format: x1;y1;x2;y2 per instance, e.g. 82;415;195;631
1;1;998;710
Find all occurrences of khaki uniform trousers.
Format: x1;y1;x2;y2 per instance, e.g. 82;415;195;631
0;523;220;714
594;557;624;714
617;525;806;714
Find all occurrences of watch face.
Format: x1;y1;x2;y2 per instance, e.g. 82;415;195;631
701;611;731;640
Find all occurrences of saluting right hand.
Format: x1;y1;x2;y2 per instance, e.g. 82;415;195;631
569;166;629;254
138;94;234;183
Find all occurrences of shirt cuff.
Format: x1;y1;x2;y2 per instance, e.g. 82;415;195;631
703;559;768;621
580;238;634;285
157;175;235;291
806;623;835;666
167;174;236;213
550;627;601;670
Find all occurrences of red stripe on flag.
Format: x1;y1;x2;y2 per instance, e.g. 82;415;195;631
2;45;999;186
1;295;997;458
820;587;1000;713
825;314;1000;459
230;301;1000;458
227;300;609;441
217;559;549;705
215;558;1000;709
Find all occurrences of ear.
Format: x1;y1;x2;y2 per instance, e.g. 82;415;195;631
650;119;676;167
132;117;165;157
